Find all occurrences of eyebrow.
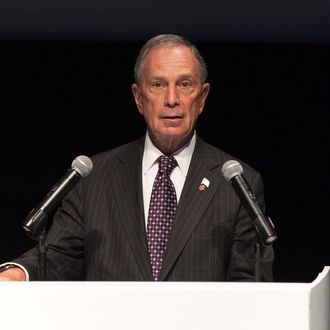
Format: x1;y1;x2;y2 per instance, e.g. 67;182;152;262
149;74;195;81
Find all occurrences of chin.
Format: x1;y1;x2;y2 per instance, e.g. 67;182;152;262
157;130;192;143
160;132;186;141
159;126;188;136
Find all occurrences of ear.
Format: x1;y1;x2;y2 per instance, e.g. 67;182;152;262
198;83;210;114
131;83;144;115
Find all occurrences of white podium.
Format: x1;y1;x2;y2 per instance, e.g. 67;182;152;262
0;267;329;330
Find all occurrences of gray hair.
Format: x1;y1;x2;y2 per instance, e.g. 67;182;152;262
134;34;208;84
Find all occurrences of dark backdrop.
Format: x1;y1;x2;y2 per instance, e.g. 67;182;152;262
0;0;329;42
0;40;329;282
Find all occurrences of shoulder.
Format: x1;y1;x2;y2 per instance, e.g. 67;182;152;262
77;137;144;188
89;137;145;170
196;136;262;183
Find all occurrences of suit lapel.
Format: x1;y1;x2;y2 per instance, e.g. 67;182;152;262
111;138;153;280
159;137;224;280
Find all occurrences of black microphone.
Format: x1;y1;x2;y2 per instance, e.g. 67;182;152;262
23;155;93;239
222;160;277;245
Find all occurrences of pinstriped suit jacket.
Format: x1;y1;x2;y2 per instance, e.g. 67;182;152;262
15;135;273;281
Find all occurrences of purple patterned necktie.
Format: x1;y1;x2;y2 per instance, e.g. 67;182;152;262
147;155;178;281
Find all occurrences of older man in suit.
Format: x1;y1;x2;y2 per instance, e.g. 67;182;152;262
0;34;273;281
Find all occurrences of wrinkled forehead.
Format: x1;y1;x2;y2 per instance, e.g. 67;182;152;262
140;45;202;80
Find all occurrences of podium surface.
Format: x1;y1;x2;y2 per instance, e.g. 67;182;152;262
0;266;329;330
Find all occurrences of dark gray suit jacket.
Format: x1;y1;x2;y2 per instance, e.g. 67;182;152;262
15;136;274;281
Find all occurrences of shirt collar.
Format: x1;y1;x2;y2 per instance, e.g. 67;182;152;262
142;132;196;177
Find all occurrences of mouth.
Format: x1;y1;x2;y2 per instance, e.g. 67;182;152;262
160;115;184;127
162;116;182;120
160;113;184;120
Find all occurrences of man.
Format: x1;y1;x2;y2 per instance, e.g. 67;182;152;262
0;34;273;281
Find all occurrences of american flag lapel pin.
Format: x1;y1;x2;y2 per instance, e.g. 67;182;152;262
198;177;210;191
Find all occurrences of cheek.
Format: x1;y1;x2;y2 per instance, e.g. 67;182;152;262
188;100;203;118
141;104;159;125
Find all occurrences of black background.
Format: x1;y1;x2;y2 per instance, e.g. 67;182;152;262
0;0;329;282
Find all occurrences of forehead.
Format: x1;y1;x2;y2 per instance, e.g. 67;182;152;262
141;45;200;78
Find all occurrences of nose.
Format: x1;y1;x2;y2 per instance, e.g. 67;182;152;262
164;85;180;108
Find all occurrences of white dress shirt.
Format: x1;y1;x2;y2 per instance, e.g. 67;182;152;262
142;132;196;227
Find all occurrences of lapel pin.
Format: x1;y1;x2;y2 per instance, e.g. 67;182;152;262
198;178;210;191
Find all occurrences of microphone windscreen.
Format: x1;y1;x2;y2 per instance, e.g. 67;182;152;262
71;155;93;177
222;160;243;181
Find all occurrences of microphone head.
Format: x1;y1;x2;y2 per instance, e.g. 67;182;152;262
71;155;93;177
222;160;243;182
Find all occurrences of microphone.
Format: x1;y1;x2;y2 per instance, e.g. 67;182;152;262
222;160;277;245
23;155;93;239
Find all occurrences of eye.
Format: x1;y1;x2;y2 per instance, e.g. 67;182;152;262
151;81;166;88
178;80;193;88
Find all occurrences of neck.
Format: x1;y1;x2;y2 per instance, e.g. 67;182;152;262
149;132;194;155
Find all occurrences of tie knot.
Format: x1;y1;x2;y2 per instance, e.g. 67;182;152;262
158;155;177;176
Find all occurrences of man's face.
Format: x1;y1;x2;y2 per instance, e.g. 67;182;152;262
132;45;210;150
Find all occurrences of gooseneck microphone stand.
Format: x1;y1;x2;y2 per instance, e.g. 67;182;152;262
251;217;277;282
253;237;263;282
38;228;48;281
23;209;50;280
